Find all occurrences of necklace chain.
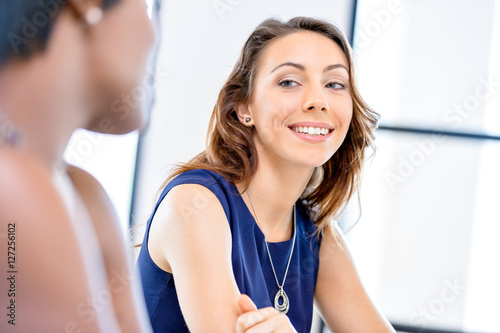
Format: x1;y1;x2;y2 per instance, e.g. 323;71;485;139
247;191;296;291
0;109;23;148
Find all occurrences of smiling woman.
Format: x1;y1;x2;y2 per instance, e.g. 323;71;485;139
137;17;393;333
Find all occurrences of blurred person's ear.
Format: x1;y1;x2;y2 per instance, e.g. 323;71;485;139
66;0;104;19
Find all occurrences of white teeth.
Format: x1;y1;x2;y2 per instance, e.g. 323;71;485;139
291;126;331;136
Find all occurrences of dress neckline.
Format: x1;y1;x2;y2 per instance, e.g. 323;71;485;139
229;181;296;246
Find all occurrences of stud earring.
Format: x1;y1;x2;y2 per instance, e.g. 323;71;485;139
245;117;251;123
84;7;103;26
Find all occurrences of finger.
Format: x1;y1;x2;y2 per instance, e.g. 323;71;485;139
238;294;258;314
245;312;294;333
236;309;265;332
236;307;279;332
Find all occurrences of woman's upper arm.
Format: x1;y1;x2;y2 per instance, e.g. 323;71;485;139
147;183;241;333
314;223;395;333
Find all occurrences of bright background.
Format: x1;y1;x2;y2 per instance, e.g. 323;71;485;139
65;0;500;331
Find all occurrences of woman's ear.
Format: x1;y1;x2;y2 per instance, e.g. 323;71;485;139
235;103;253;127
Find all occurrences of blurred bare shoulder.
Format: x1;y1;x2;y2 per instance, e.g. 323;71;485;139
66;164;154;333
66;164;116;216
0;148;61;221
0;149;109;331
66;164;122;238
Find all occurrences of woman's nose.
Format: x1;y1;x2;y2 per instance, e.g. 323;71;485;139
303;86;329;112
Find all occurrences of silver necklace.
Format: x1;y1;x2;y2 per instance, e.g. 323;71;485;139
247;191;296;315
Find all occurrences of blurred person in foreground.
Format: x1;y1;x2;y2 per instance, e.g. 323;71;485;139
0;0;154;331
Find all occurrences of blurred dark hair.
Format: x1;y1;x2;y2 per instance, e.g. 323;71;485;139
0;0;120;67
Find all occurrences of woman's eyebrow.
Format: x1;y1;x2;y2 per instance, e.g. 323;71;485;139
270;62;349;74
323;64;349;74
270;62;305;74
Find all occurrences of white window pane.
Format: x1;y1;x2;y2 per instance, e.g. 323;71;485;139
355;0;500;136
343;131;500;331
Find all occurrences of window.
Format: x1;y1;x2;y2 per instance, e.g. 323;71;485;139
341;0;500;331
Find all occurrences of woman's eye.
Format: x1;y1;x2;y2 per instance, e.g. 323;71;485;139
278;79;299;88
326;81;346;89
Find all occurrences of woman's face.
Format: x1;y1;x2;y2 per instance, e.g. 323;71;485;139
245;31;353;169
86;0;154;134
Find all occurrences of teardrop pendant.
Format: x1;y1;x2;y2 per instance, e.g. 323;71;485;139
274;288;290;314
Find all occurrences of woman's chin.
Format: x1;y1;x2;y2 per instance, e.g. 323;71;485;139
285;156;331;170
283;147;336;169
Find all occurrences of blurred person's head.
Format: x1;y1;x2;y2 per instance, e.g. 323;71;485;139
0;0;154;135
170;17;378;234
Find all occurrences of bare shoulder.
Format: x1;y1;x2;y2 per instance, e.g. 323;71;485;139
158;182;227;225
320;222;351;258
66;164;126;254
148;182;232;271
0;148;86;249
316;222;359;288
0;148;51;189
0;150;106;331
147;183;241;331
156;182;230;236
66;164;112;209
0;148;67;226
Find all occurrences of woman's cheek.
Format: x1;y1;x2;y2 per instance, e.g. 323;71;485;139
335;98;354;128
277;95;303;117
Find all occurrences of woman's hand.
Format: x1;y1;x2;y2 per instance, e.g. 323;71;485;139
236;294;297;333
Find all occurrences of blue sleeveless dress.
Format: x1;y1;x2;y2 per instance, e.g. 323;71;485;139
137;169;322;333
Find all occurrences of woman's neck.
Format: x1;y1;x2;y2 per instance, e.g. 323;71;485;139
0;11;91;168
238;152;315;242
0;43;88;167
0;68;77;167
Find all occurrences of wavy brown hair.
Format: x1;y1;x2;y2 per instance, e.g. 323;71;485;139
163;17;379;235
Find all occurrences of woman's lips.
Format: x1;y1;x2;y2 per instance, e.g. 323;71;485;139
288;123;334;143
